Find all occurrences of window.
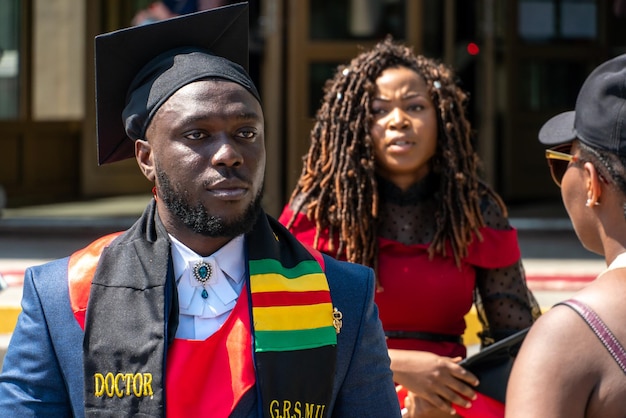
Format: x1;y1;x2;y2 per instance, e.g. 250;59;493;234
32;0;85;120
0;0;20;120
518;0;596;42
310;0;407;40
518;60;589;111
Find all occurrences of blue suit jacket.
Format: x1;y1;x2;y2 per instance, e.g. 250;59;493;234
0;250;400;417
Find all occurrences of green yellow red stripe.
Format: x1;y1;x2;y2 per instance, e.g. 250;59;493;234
254;327;337;352
249;257;336;352
249;259;322;278
250;272;329;292
251;290;331;307
253;303;334;331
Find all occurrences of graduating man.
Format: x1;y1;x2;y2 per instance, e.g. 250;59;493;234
0;3;399;417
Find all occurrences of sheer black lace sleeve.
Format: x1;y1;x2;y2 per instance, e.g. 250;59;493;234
473;194;542;347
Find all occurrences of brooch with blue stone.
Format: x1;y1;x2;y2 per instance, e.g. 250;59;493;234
192;261;212;299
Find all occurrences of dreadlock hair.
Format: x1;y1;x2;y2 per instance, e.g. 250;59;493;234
576;141;626;219
286;37;506;271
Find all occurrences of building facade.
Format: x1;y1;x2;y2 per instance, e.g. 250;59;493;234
1;0;625;216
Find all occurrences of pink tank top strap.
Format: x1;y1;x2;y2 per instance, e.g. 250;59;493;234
557;299;626;374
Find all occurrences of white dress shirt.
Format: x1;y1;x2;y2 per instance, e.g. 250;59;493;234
169;234;246;340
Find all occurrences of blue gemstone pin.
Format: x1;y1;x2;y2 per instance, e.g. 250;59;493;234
192;261;212;299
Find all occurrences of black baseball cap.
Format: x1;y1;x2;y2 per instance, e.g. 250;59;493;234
538;54;626;156
95;2;258;165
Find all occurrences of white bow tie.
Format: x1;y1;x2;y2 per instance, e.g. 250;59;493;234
177;256;238;318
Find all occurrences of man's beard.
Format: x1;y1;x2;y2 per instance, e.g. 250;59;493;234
156;169;262;237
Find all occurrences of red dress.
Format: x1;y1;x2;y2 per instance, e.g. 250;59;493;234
278;204;522;359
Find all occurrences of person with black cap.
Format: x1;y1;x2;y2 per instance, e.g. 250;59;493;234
0;3;399;417
505;54;626;417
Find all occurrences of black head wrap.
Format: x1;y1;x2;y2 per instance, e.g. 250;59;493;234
122;47;261;141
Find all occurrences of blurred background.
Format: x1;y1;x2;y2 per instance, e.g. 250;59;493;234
0;0;625;217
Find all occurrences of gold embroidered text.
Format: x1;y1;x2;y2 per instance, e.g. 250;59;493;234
269;399;327;418
93;372;154;399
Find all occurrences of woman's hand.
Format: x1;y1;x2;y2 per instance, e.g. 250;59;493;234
403;389;460;418
390;349;478;416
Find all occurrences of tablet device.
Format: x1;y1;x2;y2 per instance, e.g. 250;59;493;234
459;327;529;403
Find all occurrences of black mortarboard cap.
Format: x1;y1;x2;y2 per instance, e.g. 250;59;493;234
95;2;253;165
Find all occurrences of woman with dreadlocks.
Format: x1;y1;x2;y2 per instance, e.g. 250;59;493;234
278;38;540;418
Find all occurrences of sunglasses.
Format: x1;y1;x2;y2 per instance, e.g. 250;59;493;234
545;143;579;187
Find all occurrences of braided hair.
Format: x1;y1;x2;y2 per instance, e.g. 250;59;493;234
576;141;626;219
286;37;506;270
